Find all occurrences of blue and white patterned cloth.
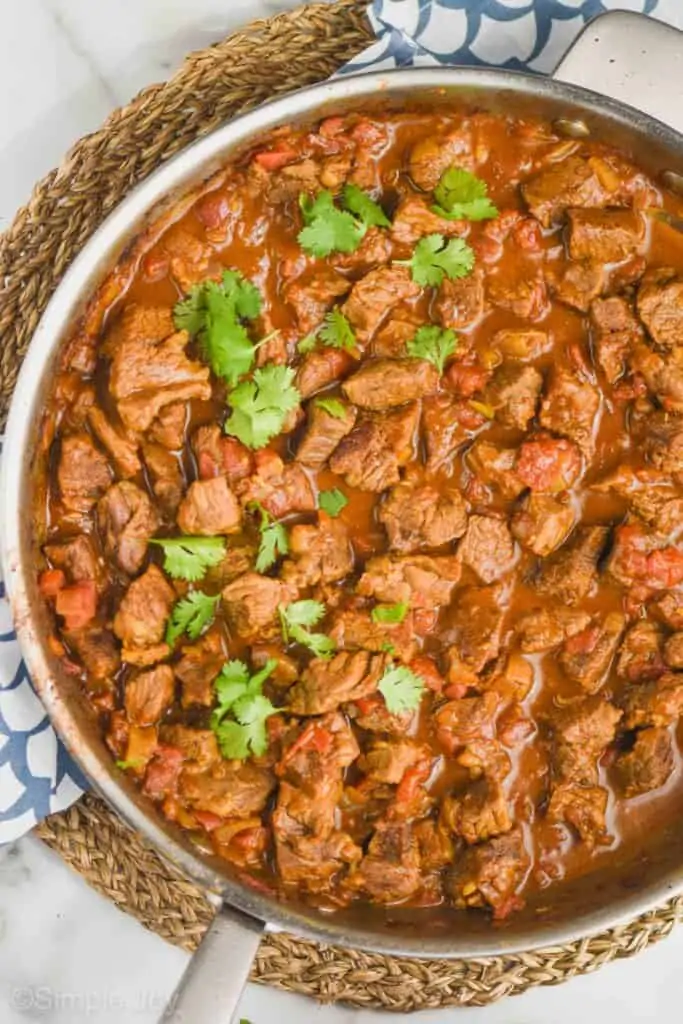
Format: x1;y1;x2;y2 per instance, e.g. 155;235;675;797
2;0;683;843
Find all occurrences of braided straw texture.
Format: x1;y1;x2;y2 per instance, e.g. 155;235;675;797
5;0;680;1008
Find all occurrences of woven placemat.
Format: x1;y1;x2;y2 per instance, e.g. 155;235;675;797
3;0;682;1009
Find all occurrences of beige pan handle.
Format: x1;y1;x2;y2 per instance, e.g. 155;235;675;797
553;10;683;135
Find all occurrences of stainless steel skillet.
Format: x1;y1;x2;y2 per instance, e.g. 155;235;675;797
3;11;683;1022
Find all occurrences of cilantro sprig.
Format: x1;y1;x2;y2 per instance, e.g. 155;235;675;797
407;325;457;375
224;364;300;449
298;186;390;258
173;270;262;386
279;599;335;659
211;658;278;759
150;536;226;582
371;602;408;625
252;503;289;573
319;309;356;351
166;591;221;646
319;488;348;517
432;167;498;222
398;234;475;287
378;663;426;714
315;398;347;419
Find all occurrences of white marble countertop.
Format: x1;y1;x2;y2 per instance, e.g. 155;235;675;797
3;2;683;1022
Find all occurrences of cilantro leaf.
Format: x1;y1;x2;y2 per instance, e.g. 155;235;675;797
297;332;318;354
165;591;220;646
469;399;495;420
211;658;278;759
252;503;289;573
298;191;366;257
400;234;475;288
319;309;356;351
150;536;226;582
371;602;408;625
315;397;347;419
115;758;144;771
319;488;348;517
173;270;262;387
224;364;300;449
406;325;457;375
432;167;498;222
342;184;391;229
279;600;335;659
378;663;426;714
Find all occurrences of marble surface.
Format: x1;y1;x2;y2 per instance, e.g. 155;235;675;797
3;2;683;1022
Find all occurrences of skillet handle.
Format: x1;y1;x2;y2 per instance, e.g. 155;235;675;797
552;10;683;135
160;904;263;1023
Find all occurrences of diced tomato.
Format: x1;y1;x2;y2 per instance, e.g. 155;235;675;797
412;607;438;637
143;745;184;799
354;695;380;716
253;148;297;172
39;569;66;598
195;191;230;230
197;449;220;479
443;682;469;700
563;625;601;657
512;216;543;253
278;721;333;770
194;811;224;832
455;404;488;431
446;362;491;398
493;894;525;921
319;116;345;138
141;249;169;282
483;208;520;242
54;580;97;630
409;654;443;692
232;825;269;853
395;760;431;807
350;119;385;147
516;434;582;492
647;548;683;589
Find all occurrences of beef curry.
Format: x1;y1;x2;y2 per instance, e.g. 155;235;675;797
35;107;683;922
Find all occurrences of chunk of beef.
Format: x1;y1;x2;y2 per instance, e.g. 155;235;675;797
103;304;174;355
539;368;600;454
482;653;534;705
158;227;212;291
516;606;591;653
379;476;468;553
457;739;512;783
415;819;455;872
192;424;254;484
237;450;315;518
203;543;256;590
110;329;211;433
488;266;548;321
372;313;422;358
97;481;160;575
281;517;353;588
124;665;174;726
664;633;683;669
350;694;414;736
409;124;475;190
484;364;543;430
329;608;417;663
332;227;393;275
288;650;387;715
552;696;622;785
534;526;609;605
359;739;431;784
637;267;683;350
644;412;683;475
558;611;626;693
330;403;418;492
445;584;506;676
651;591;683;631
284;266;351;334
422;394;473;470
567;208;644;263
458;514;516;584
295;347;355;400
142;443;185;515
447;826;529;918
547;782;609;847
608;524;683;591
58;433;112;515
547;259;604;313
493;328;550;361
87;407;140;478
435;268;486;330
148;401;187;450
442;779;511;845
346;821;422;904
341;266;420;340
616;727;675;797
515;433;583;493
391;196;465;247
179;762;275;819
113;565;175;655
342;357;439;409
521;155;608;227
590;295;643;384
616;621;666;682
222;573;296;642
434;693;499;754
251;644;299;689
592;464;683;534
158;724;220;768
511;493;577;557
64;626;120;686
44;535;106;590
175;632;225;708
295;400;357;468
631;344;683;414
176;476;241;536
621;673;683;730
357;553;461;607
467;440;525;500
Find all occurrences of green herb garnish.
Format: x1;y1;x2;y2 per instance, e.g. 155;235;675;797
279;599;335;659
398;233;475;287
315;397;347;419
371;602;408;625
252;503;289;573
318;488;349;517
150;536;226;582
432;167;498;222
406;325;457;375
224;364;300;449
211;658;278;760
166;591;221;646
378;663;426;714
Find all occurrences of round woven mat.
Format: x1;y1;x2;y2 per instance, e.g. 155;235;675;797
3;0;682;1009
